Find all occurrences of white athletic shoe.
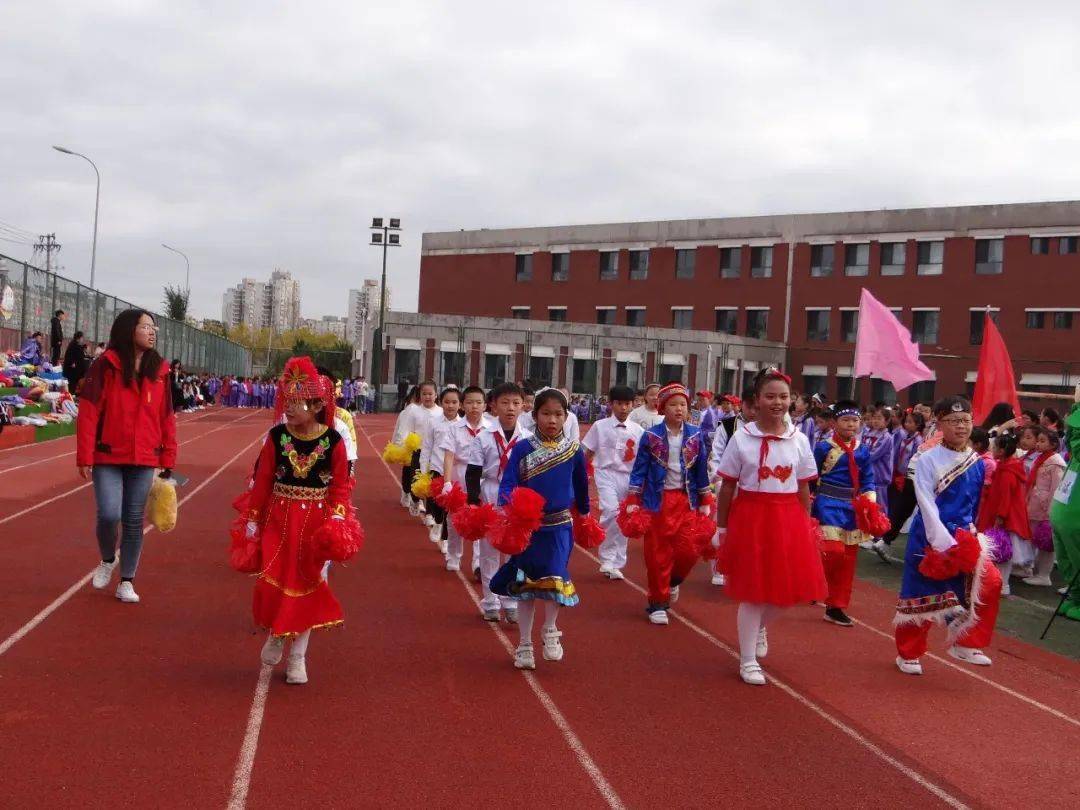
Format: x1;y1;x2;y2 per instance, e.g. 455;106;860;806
261;635;286;666
859;541;875;550
896;656;923;676
871;539;890;562
423;514;435;528
670;585;680;604
948;645;992;666
649;610;669;625
115;581;140;603
285;654;308;684
482;608;500;622
428;523;442;544
756;628;768;659
607;568;624;581
408;501;420;518
740;662;767;685
711;572;725;586
1059;586;1069;596
1022;576;1053;587
400;492;410;508
437;539;448;554
599;563;613;577
541;628;564;661
92;558;119;589
446;560;461;573
514;643;536;670
504;608;518;624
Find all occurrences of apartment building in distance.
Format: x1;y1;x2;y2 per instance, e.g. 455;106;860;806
221;269;302;333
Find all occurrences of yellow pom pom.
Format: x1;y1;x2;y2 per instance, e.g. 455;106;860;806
404;432;423;454
411;471;434;500
382;442;409;465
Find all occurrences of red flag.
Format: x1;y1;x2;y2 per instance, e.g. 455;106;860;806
972;314;1021;424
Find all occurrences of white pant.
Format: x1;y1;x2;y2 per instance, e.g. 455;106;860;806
478;539;513;612
446;525;481;569
595;470;630;570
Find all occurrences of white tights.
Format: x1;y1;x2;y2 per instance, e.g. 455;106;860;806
516;600;559;647
291;629;311;658
737;602;781;666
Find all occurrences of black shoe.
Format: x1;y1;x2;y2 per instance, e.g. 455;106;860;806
824;607;854;627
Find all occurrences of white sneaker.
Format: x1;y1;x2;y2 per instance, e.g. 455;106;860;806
871;539;890;562
446;560;460;572
607;568;624;581
505;608;518;624
92;558;119;589
285;654;308;684
514;643;536;670
482;608;500;622
1022;576;1053;587
428;523;442;543
756;628;768;659
115;581;140;603
542;628;564;661
261;635;286;666
400;492;410;508
711;572;725;586
896;656;923;676
423;514;435;528
1059;586;1069;596
740;662;767;685
670;585;680;604
859;541;875;550
649;610;669;625
948;645;992;666
408;501;420;518
437;539;448;554
599;563;613;577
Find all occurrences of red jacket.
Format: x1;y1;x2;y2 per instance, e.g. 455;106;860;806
976;456;1031;538
76;349;178;469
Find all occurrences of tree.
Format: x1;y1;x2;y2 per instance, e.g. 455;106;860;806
163;285;190;322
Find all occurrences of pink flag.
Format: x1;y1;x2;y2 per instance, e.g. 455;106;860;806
853;288;935;390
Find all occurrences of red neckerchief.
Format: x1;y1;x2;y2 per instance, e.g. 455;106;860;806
495;430;518;474
834;436;860;493
756;434;789;482
1025;450;1052;493
466;422;483;438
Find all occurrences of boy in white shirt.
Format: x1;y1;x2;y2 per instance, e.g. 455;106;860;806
581;385;643;580
420;386;462;544
438;386;488;573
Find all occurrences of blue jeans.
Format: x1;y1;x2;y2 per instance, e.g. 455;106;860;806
93;465;156;579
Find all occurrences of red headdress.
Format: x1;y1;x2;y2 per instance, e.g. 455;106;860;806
657;383;690;411
274;356;331;424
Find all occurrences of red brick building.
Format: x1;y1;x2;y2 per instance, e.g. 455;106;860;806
419;202;1080;405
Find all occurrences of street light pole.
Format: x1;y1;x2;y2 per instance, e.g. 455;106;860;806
161;243;191;295
53;145;100;289
369;217;400;411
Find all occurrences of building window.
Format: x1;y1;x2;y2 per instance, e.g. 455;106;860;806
596;308;615;325
975;238;1003;275
880;242;906;275
615;361;641;390
802;375;827;397
840;310;859;343
629;249;649;280
483;354;508;389
969;310;999;344
911;310;940;344
671;308;694;330
1054;311;1074;329
515;254;533;282
1060;236;1079;255
810;244;834;277
806;310;830;342
659;362;684;384
527;356;553;388
548;307;567;322
1031;237;1051;255
714;309;737;334
675;249;696;279
750;246;773;278
721;368;736;394
393;349;419;384
1026;311;1045;329
916;241;944;275
836;375;855;399
572;359;597;395
599;251;618;280
511;306;530;320
440;351;465;387
908;380;936;407
871;378;898;405
551;253;569;282
626;308;646;328
745;310;768;340
720;246;741;279
844;243;869;276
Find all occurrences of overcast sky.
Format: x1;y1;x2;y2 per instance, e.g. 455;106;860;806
3;1;1079;320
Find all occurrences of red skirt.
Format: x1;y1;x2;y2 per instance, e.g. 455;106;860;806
719;491;827;607
252;495;344;637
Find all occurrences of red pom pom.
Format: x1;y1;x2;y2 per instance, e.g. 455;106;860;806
617;499;653;539
952;528;982;573
572;510;606;549
488;488;547;555
435;481;468;513
680;511;717;558
228;516;261;573
854;494;891;536
487;514;531;555
698;491;716;509
311;512;365;563
918;548;960;580
452;503;498;541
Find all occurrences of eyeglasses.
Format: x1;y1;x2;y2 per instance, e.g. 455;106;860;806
939;417;973;426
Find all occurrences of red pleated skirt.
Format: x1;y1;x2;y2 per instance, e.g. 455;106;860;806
719;491;827;606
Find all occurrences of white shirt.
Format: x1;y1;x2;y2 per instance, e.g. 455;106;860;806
912;444;976;552
393;402;440;444
421;412;461;474
716;422;817;494
466;421;532;503
664;428;684;490
628;405;663;430
708;425;730;482
439;418;490;485
580;416;644;475
518;409;579;441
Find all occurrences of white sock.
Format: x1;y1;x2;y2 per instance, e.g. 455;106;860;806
737;603;766;666
517;601;536;647
291;630;311;658
542;601;559;632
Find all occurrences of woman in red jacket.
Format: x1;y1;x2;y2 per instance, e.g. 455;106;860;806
76;309;178;604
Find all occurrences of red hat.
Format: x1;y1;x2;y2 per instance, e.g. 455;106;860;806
657;383;690;411
275;356;332;424
695;389;713;399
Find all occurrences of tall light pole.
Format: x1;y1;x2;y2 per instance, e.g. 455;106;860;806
369;217;400;411
53;145;100;289
161;243;190;295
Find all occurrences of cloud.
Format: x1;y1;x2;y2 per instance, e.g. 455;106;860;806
2;0;1079;320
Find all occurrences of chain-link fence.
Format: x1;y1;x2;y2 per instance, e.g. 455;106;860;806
0;253;251;375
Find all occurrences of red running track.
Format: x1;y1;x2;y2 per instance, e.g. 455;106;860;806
0;411;1077;809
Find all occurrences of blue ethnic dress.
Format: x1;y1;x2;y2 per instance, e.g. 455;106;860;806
490;434;590;606
811;438;876;545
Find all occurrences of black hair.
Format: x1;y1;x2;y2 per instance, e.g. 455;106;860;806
643;383;660;393
316;365;338;384
1021;409;1039;424
995;429;1020;457
980;402;1016;431
72;330;84;341
932;396;972;419
970;426;990;452
54;309;65;317
108;309;164;385
418;379;438;394
750;368;790;398
903;411;926;432
30;331;43;338
521;386;534;396
489;381;524;402
438;385;462;403
533;388;568;417
459;385;486;400
608;385;635;403
1042;428;1060;447
832;399;861;416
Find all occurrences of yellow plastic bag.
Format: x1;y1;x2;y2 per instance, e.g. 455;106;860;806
147;476;178;533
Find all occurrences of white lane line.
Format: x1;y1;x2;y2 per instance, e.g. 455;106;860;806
357;424;625;810
0;431;266;659
0;410;259;526
574;545;968;810
226;665;273;810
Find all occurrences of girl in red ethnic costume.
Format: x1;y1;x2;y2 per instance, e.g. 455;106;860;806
715;370;826;686
232;357;362;685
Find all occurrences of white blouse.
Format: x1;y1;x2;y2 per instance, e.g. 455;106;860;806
715;422;817;494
